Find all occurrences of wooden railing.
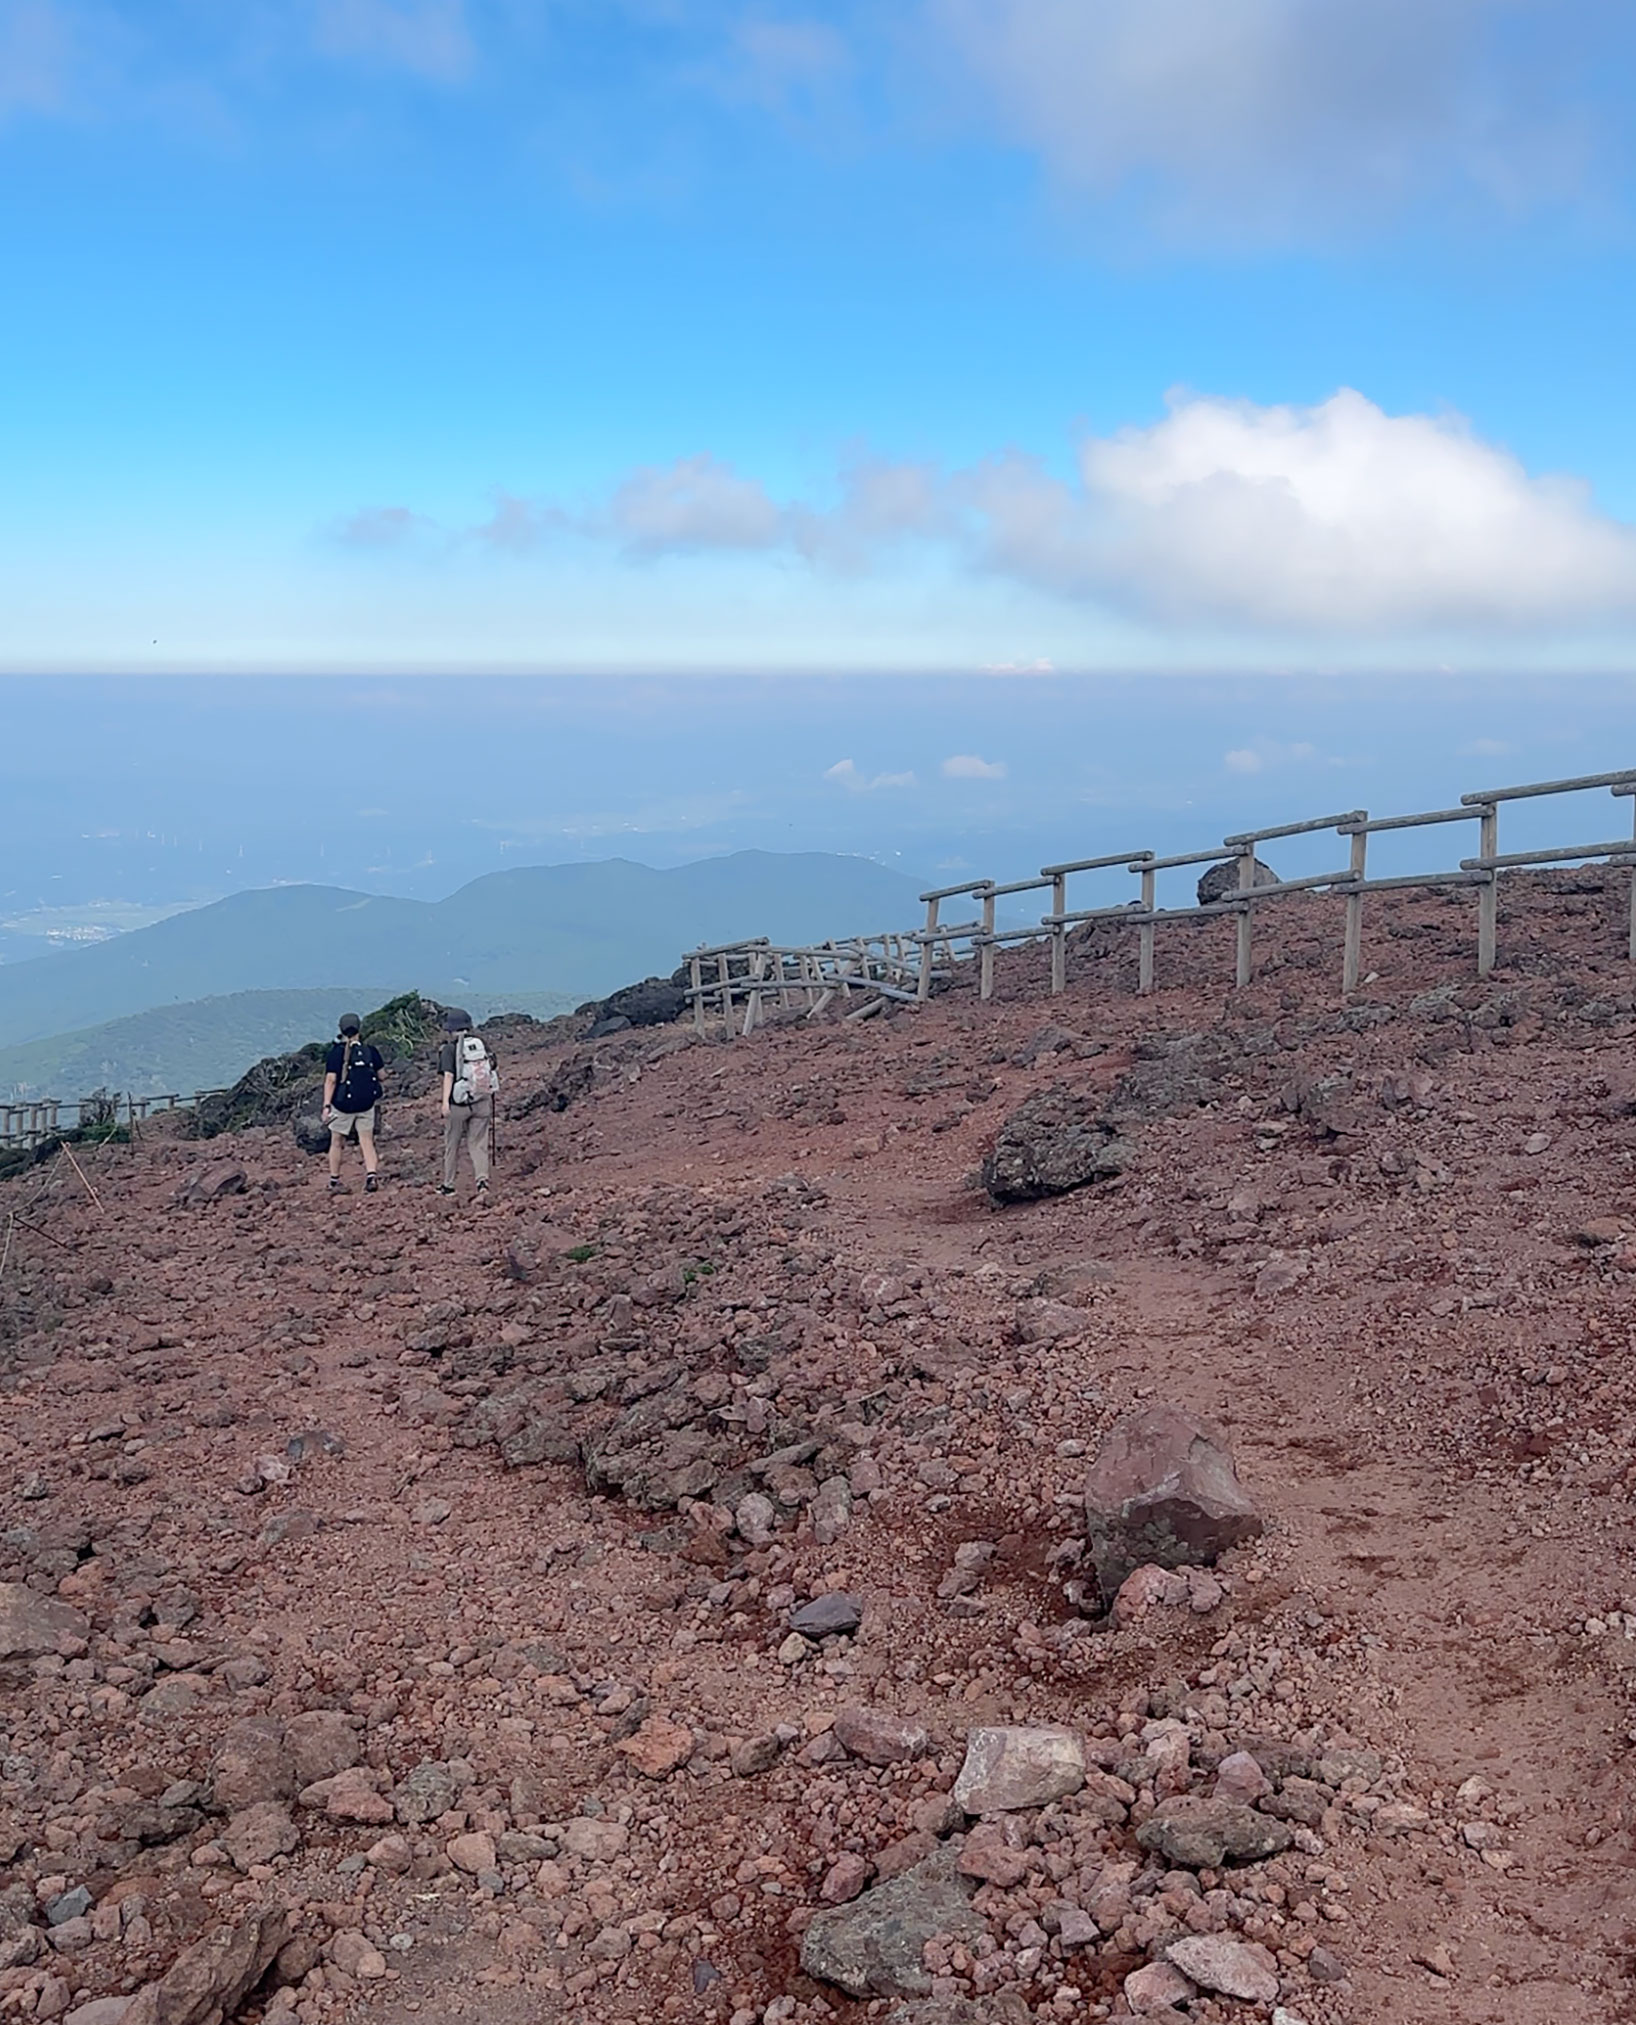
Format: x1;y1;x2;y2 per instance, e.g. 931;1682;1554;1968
684;765;1636;1034
0;1089;227;1152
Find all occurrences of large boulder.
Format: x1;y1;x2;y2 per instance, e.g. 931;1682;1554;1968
800;1847;985;1999
121;1905;291;2025
587;978;687;1032
1083;1404;1262;1603
982;1086;1133;1205
1197;856;1280;906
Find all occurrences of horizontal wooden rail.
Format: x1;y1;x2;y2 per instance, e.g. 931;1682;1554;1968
1224;810;1367;845
1463;769;1636;805
1462;841;1636;871
1338;806;1483;835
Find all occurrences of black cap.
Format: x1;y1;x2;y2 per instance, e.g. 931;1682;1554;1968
338;1012;362;1036
442;1007;472;1031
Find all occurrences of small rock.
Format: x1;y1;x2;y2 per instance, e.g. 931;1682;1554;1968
562;1817;628;1861
734;1492;777;1545
45;1890;93;1927
412;1498;451;1526
821;1853;874;1904
447;1831;497;1875
730;1734;783;1778
953;1726;1084;1814
284;1711;359;1789
1164;1934;1280;2004
615;1714;695;1778
1213;1751;1270;1804
832;1705;930;1766
300;1767;394;1824
219;1804;301;1871
1125;1961;1196;2014
210;1719;295;1810
789;1593;863;1638
956;1822;1030;1889
331;1931;388;1980
1137;1795;1292;1868
0;1583;89;1661
1110;1564;1189;1625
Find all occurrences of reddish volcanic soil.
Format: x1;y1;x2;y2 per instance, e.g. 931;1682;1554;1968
6;869;1636;2025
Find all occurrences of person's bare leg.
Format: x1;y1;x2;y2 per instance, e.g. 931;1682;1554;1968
358;1123;378;1176
328;1132;343;1179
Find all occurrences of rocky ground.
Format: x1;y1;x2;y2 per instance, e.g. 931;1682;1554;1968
5;869;1636;2025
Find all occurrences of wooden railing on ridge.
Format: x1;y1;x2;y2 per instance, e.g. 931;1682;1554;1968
684;765;1636;1036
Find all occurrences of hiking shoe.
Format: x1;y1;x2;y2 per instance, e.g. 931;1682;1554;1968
438;1184;456;1196
475;1180;489;1195
365;1174;379;1193
328;1176;344;1193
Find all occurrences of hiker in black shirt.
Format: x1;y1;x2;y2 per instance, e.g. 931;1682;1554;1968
322;1012;385;1193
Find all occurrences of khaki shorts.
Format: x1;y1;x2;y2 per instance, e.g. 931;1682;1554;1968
328;1106;376;1140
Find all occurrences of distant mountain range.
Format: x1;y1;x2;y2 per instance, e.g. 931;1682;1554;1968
0;851;924;1059
0;987;581;1106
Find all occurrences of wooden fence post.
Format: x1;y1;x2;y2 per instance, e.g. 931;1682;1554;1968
1626;791;1636;964
1342;827;1367;993
918;896;939;1002
1050;872;1068;995
1234;848;1255;988
979;887;996;1002
1477;805;1498;975
1138;864;1156;993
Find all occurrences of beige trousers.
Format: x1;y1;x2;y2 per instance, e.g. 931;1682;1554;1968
443;1096;492;1187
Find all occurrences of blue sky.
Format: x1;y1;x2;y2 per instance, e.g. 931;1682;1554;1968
5;0;1636;675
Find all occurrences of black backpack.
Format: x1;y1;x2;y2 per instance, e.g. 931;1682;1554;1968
335;1038;382;1112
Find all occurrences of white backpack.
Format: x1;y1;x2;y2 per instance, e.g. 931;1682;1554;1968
451;1032;499;1104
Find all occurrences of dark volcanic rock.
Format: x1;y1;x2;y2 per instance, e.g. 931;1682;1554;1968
291;1115;330;1157
1083;1403;1263;1602
800;1847;984;1998
982;1085;1133;1204
1137;1795;1293;1868
1197;855;1280;905
589;977;687;1030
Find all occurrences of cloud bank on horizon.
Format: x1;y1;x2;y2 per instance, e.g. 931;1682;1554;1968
342;388;1636;639
2;0;1635;671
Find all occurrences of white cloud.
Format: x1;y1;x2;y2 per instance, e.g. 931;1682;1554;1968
334;504;437;548
924;0;1606;241
472;491;565;553
314;0;473;83
824;758;917;791
609;454;785;554
942;753;1006;779
966;389;1636;634
1224;741;1318;775
711;16;852;114
341;388;1636;644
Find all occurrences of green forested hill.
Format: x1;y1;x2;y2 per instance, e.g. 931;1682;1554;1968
0;851;922;1050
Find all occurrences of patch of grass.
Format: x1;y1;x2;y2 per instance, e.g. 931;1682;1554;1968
565;1243;598;1264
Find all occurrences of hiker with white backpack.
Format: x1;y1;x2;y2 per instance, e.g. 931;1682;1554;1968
437;1007;499;1196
